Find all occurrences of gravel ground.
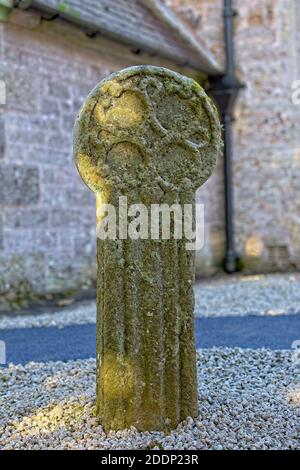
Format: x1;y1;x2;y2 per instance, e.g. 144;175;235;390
0;348;299;450
0;301;96;330
0;273;299;330
194;273;300;318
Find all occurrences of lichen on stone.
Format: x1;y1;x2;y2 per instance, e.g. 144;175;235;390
74;65;222;432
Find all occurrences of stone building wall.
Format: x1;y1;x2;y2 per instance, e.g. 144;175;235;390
234;0;300;272
1;1;299;310
168;0;300;272
0;8;208;310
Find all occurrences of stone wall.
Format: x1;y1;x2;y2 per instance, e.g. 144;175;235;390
0;9;206;310
1;1;299;310
234;0;300;272
168;0;300;273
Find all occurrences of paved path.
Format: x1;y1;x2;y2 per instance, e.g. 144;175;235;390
1;314;300;364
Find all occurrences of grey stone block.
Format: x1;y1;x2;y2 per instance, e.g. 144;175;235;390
4;229;58;254
41;98;60;115
50;208;94;228
5;208;49;229
0;165;39;206
46;253;95;293
65;186;95;207
74;229;96;257
0;66;39;112
45;79;70;101
42;165;76;185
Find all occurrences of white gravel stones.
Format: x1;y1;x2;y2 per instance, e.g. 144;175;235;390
0;274;299;330
194;273;300;318
0;348;299;450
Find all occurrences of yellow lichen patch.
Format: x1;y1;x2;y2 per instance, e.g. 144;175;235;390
99;352;135;402
95;91;146;128
76;153;102;193
99;129;116;142
101;80;122;97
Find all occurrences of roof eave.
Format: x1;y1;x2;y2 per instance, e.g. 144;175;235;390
14;0;223;75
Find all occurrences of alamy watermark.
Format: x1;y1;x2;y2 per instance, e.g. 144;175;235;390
0;80;6;105
96;196;205;250
0;340;6;365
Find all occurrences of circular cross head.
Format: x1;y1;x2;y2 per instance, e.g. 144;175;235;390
74;66;222;199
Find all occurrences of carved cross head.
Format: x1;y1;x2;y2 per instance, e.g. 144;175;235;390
74;66;221;204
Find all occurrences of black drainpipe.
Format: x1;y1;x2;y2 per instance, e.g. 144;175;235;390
209;0;245;273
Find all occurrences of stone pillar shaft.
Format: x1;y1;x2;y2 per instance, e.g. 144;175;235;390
74;66;221;432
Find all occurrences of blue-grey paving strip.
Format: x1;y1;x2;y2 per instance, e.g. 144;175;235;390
0;315;300;365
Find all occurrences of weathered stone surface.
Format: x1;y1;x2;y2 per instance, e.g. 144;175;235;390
0;165;39;206
74;65;221;432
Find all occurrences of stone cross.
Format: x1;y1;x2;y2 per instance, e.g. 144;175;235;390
74;66;221;432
